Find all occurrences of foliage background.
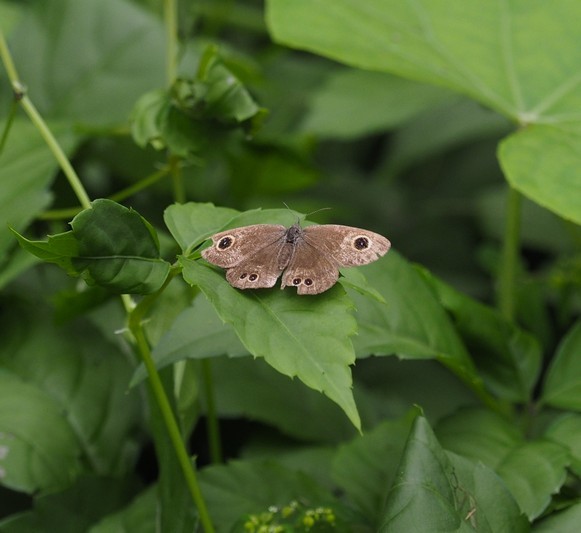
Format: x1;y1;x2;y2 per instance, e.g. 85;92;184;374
0;0;580;531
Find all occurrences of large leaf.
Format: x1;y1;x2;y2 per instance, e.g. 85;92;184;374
181;258;361;430
267;0;581;224
437;407;570;520
0;305;142;493
379;416;527;532
8;0;165;126
301;69;453;139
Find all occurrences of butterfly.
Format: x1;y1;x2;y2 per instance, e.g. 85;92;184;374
202;221;390;295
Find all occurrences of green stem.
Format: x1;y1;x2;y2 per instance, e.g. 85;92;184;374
164;0;179;87
0;98;18;154
128;273;215;532
497;187;522;321
202;359;223;464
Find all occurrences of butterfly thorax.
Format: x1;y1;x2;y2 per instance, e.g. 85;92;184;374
284;223;303;244
277;224;303;269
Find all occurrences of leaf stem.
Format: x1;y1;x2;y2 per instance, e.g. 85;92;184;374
497;187;522;321
202;359;223;464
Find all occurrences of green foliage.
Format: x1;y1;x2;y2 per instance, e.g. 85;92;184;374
1;0;580;532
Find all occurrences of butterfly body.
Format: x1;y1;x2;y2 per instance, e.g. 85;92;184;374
202;222;390;295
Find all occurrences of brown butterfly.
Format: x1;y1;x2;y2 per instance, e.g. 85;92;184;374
202;222;390;295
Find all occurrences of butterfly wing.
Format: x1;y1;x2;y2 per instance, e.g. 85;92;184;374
302;225;390;267
281;244;340;295
202;224;288;289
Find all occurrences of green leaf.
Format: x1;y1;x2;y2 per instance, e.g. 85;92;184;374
131;296;248;386
437;407;523;469
180;258;361;430
266;0;581;223
131;46;266;155
195;45;263;125
164;202;240;253
13;200;170;294
534;502;581;533
545;413;581;476
0;120;77;259
0;306;142;493
542;320;581;409
496;440;569;520
379;416;527;532
421;268;542;402
302;69;453;139
10;230;79;275
349;253;489;402
8;0;165;126
0;370;83;493
437;407;570;520
499;125;581;224
71;199;171;294
332;409;419;527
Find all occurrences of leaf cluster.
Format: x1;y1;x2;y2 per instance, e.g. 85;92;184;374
0;1;580;532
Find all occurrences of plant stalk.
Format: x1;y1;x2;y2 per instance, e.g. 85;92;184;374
202;359;223;464
497;186;522;321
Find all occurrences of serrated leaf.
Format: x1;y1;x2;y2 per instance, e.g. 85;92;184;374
267;0;581;223
542;320;581;409
180;258;361;430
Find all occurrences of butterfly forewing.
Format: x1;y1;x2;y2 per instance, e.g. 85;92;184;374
302;225;390;267
202;224;287;268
